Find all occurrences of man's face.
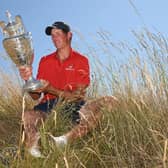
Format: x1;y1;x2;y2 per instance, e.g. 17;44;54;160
51;28;71;49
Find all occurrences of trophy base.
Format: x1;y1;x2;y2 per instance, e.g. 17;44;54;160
23;78;44;92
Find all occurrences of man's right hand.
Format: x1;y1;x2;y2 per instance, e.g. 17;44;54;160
18;66;33;81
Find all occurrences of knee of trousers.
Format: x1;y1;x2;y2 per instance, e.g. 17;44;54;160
23;110;46;125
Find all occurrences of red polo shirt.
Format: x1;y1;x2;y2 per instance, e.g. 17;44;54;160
36;49;90;101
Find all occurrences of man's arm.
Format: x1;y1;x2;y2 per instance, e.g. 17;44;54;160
26;79;88;101
44;82;88;101
28;83;87;102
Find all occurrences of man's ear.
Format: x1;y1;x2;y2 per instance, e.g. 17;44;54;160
67;31;72;40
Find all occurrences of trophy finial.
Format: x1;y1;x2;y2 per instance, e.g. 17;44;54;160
6;10;13;23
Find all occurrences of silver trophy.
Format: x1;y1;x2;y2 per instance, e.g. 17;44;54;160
0;11;43;92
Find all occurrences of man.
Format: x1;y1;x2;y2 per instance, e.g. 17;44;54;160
19;21;93;158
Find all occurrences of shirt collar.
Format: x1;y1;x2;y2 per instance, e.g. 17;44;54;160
55;48;73;61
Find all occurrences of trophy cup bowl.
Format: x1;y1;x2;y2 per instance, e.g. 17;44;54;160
0;11;43;92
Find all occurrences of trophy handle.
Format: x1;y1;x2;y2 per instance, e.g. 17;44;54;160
0;21;5;29
0;21;7;35
15;15;22;24
15;15;27;33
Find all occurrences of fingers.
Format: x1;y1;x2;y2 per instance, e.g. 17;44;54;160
19;66;32;80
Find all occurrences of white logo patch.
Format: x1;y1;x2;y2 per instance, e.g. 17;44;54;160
65;64;75;71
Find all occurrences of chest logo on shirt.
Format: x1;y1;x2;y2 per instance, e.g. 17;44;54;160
65;64;75;71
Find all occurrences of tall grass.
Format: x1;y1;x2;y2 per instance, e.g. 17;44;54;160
0;29;167;167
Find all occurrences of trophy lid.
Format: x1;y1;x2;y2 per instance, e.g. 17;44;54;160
0;10;26;38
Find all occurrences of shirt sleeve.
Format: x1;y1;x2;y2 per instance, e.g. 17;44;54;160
76;57;90;86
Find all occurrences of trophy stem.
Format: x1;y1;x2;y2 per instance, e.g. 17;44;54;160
23;76;43;92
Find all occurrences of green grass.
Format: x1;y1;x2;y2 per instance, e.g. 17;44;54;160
0;29;167;167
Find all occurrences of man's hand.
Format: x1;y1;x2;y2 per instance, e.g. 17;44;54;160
19;66;32;81
61;85;87;101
